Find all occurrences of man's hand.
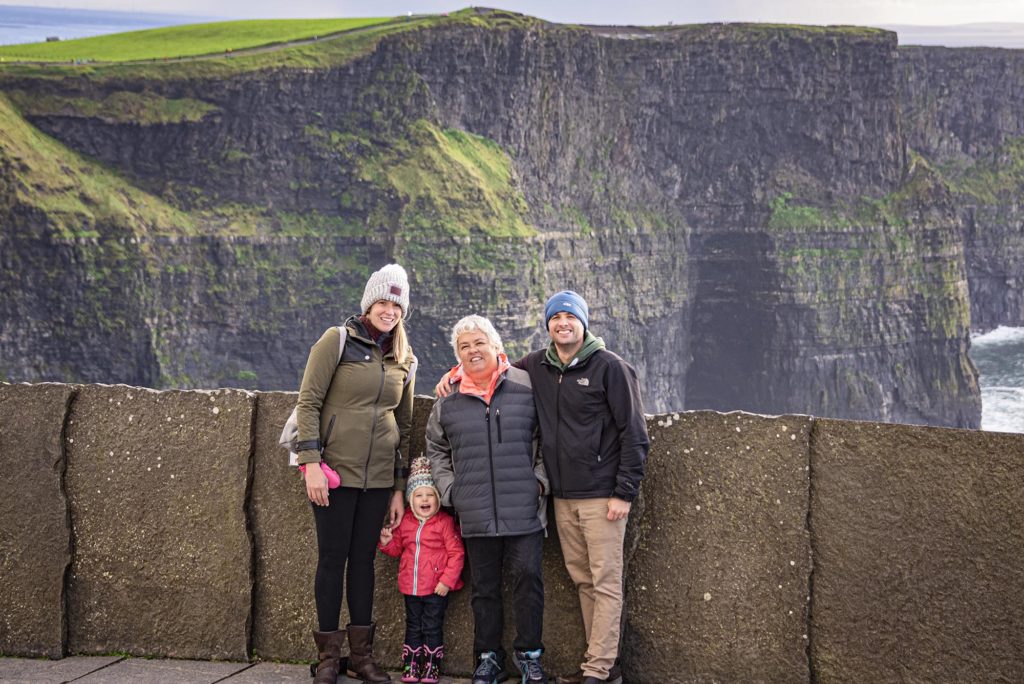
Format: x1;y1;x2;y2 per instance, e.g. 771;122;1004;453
607;497;631;521
434;371;454;397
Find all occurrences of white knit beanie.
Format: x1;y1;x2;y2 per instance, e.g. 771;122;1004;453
361;263;410;316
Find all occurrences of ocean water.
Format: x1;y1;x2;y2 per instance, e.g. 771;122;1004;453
970;327;1024;433
0;5;213;46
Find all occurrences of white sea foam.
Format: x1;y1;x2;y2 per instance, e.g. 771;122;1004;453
972;325;1024;347
971;327;1024;433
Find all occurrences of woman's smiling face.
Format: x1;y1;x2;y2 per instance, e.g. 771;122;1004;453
367;299;402;333
456;330;499;377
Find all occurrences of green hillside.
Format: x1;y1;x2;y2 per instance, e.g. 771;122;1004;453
0;93;193;238
0;17;394;63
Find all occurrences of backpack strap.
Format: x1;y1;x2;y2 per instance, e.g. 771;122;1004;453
335;325;348;366
406;355;417;387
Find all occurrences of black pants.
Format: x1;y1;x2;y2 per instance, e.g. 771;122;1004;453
404;593;449;649
464;531;545;664
311;486;391;632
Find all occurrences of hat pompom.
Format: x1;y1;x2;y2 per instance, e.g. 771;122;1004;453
405;456;437;505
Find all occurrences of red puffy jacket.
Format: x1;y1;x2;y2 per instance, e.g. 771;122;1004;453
378;508;465;596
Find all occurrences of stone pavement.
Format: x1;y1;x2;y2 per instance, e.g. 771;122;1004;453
0;656;473;683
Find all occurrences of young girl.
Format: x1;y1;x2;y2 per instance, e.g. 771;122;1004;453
379;456;465;683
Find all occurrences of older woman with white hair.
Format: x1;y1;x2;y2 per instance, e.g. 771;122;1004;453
425;315;550;684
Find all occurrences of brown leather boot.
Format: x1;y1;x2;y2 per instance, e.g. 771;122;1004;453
346;623;391;682
312;630;347;684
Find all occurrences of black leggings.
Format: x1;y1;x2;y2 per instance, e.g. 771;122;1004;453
312;486;392;631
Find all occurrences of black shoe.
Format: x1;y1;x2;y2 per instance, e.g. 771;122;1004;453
513;649;548;683
472;651;508;684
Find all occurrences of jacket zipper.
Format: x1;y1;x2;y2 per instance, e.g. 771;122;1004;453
496;408;502;443
553;372;564;494
485;405;499;534
364;355;386;489
412;517;425;594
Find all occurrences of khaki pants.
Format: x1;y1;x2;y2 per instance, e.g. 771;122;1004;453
553;497;627;680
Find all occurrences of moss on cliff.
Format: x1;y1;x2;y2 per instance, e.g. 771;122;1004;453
6;89;218;125
945;136;1024;205
346;119;534;238
0;93;193;238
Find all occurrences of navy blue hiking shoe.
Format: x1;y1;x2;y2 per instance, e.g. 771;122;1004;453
473;651;508;684
513;649;548;683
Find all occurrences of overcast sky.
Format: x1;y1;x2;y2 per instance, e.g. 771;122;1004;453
5;0;1024;25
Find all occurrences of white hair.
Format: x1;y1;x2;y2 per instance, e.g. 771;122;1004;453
450;315;504;362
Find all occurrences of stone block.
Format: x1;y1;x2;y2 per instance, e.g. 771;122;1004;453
0;383;74;658
623;411;812;683
250;390;317;661
810;420;1024;681
64;386;253;660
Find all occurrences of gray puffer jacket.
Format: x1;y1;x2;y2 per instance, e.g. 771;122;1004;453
425;366;547;538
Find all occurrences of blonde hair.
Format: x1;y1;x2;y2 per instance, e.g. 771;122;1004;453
392;319;411;364
450;315;503;362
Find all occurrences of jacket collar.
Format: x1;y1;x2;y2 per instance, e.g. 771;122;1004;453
543;331;605;371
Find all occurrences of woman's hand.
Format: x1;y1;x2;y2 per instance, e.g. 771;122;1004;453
389;490;405;527
434;581;449;596
305;464;329;506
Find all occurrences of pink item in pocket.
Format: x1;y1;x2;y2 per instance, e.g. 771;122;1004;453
299;462;342;488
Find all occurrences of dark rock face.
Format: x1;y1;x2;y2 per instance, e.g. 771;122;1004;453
899;47;1024;332
0;20;987;428
0;383;73;658
810;419;1024;681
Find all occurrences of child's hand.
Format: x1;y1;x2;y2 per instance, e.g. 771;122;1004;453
379;525;393;546
434;581;449;596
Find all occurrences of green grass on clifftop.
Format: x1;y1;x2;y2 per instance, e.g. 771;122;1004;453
0;17;392;63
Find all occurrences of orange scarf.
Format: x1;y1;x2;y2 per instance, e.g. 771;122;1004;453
452;353;510;405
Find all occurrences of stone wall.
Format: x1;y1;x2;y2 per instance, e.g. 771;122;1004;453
1;383;1022;682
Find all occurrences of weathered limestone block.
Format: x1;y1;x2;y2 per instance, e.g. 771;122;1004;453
624;411;812;683
810;420;1024;682
250;390;317;661
0;383;74;658
64;386;253;659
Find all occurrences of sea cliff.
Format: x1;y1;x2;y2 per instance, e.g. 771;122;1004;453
2;10;1011;427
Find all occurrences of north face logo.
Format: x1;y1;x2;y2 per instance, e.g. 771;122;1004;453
577;378;590;387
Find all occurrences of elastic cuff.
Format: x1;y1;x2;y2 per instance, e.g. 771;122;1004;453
296;450;320;466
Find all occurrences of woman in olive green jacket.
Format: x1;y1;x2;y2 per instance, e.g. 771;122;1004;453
296;263;417;684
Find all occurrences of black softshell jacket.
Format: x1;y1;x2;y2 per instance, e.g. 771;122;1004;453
516;347;648;501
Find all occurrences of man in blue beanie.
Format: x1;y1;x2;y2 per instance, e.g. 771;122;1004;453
436;291;648;684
